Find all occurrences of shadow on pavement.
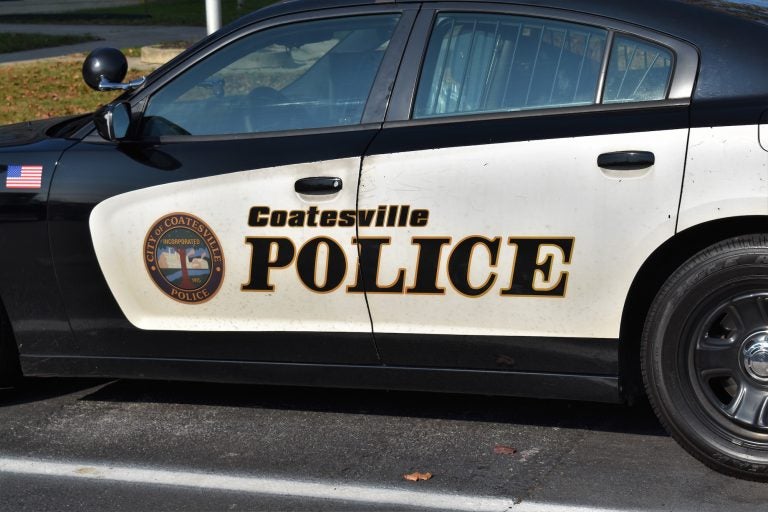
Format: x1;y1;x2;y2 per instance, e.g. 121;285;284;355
0;377;107;407
79;378;666;437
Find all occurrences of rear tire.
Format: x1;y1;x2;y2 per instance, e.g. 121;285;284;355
642;234;768;480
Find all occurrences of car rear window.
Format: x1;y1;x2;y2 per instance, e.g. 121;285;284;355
413;13;608;119
603;35;673;103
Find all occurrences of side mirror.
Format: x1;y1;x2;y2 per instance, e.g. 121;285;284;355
82;47;145;92
94;102;132;141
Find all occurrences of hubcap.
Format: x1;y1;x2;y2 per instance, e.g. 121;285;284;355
743;334;768;382
692;292;768;431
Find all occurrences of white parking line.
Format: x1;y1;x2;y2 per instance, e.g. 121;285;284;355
0;456;635;512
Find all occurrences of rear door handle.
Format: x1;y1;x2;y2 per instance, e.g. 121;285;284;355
597;151;655;171
294;177;343;195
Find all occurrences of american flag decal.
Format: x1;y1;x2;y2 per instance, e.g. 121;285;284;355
5;164;43;189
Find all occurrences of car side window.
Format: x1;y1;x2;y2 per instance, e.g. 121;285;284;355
603;35;673;103
413;13;608;119
141;14;400;137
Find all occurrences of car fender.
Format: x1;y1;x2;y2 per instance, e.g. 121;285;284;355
677;124;768;232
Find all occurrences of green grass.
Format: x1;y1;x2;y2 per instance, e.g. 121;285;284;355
0;0;276;26
0;33;100;54
122;46;143;58
0;59;143;125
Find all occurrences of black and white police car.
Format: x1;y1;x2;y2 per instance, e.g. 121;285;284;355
0;0;766;480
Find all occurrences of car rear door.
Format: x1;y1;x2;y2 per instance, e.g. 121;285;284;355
357;3;698;375
43;6;417;371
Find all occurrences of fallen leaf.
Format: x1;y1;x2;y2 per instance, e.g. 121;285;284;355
493;444;517;455
403;471;433;482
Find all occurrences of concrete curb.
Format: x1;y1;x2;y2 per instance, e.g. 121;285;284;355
140;45;185;65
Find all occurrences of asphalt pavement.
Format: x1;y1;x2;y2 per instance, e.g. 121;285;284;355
1;378;767;511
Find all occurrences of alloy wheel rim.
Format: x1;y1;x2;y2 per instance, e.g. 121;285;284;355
692;292;768;433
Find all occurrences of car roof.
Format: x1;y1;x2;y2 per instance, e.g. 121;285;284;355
239;0;768;33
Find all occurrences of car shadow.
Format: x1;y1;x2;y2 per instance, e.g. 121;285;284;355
76;378;666;437
0;377;108;407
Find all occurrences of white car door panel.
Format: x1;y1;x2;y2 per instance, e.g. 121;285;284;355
358;129;688;339
90;157;370;332
678;125;768;232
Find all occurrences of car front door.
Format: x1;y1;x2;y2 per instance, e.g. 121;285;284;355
45;6;416;369
356;4;698;375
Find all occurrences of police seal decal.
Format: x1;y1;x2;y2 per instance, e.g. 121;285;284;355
144;213;224;304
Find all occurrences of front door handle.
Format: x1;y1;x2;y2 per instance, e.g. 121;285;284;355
597;151;655;171
294;177;343;195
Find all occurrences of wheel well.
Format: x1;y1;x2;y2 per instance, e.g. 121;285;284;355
619;216;768;403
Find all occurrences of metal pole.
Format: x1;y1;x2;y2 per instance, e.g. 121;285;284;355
205;0;222;35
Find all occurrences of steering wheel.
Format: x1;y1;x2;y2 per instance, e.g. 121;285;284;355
244;86;309;133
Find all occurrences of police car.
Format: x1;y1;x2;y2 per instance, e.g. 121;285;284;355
0;0;766;480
